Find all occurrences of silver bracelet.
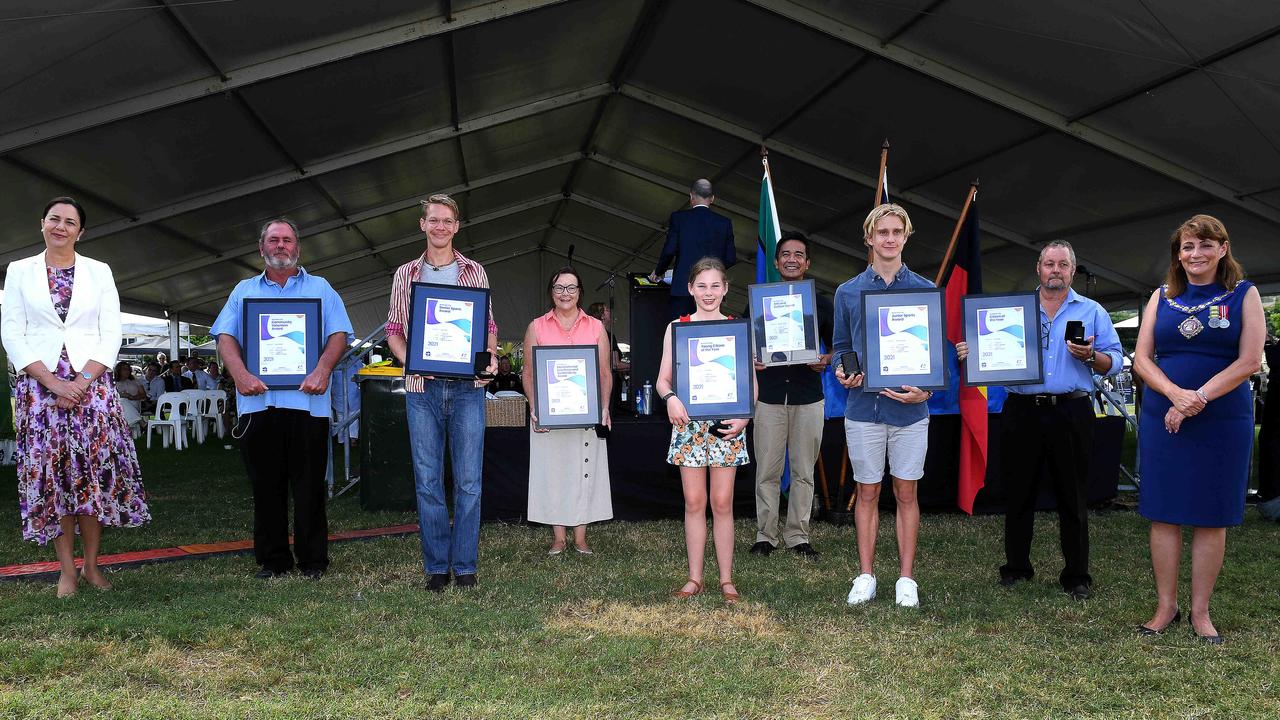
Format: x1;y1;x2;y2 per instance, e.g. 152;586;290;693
1195;389;1209;404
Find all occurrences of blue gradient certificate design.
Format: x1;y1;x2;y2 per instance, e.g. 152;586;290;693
877;305;931;376
976;307;1027;371
421;298;474;363
258;313;307;376
687;336;738;405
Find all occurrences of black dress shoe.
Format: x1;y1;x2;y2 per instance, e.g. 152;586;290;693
454;573;478;589
749;541;774;556
255;567;288;579
998;573;1032;587
789;543;820;559
1064;583;1091;601
1137;608;1180;636
300;569;325;581
425;573;450;592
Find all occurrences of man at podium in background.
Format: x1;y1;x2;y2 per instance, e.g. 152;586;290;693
649;178;736;319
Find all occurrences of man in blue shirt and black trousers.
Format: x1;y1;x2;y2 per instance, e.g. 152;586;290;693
998;240;1122;600
213;218;353;581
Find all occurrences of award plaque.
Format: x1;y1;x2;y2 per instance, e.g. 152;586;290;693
860;288;948;392
747;279;820;366
672;318;755;421
405;282;491;379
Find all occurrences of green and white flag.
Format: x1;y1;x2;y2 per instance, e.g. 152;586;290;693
757;158;782;284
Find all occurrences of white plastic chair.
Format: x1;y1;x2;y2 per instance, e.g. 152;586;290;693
197;389;227;440
179;389;209;444
147;392;188;450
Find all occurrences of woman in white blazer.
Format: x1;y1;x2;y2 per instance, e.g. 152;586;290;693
1;197;149;598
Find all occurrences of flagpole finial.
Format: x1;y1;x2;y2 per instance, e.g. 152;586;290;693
882;138;890;150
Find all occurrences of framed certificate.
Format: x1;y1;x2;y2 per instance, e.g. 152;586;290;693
405;282;490;379
860;288;948;392
747;279;820;366
672;318;755;421
532;344;602;429
961;292;1044;387
241;298;323;389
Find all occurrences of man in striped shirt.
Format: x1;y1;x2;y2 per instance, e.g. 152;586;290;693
386;194;498;592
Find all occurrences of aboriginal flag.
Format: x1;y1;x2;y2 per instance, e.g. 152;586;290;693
942;194;988;514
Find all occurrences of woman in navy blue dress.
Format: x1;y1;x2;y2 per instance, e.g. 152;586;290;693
1133;215;1265;643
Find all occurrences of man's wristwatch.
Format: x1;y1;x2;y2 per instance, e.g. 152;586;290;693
1083;350;1096;366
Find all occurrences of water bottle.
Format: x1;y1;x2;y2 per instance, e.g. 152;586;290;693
620;374;629;404
640;380;653;416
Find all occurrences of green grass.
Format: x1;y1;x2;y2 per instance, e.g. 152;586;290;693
2;443;1279;718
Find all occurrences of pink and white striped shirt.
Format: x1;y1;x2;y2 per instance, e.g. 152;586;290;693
386;249;499;393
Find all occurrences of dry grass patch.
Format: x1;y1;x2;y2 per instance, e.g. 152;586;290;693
544;598;784;640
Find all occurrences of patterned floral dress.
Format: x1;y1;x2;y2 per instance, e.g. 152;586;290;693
14;266;150;544
665;315;750;468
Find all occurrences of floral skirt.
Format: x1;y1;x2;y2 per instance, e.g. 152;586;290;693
666;420;749;468
14;352;150;544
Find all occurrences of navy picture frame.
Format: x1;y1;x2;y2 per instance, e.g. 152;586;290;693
860;287;948;392
747;279;820;366
241;297;323;390
961;292;1045;387
672;318;755;421
532;344;602;429
405;282;490;379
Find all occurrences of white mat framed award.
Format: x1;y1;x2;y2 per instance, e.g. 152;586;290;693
860;288;948;392
961;292;1044;387
405;282;490;379
672;318;755;421
531;344;602;429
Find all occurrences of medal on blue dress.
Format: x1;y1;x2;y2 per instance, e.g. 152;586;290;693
1217;304;1230;329
1208;305;1221;328
1178;315;1204;339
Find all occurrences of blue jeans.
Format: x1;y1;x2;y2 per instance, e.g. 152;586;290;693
406;380;485;575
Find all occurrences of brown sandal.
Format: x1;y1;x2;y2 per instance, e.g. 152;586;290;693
671;578;703;599
720;581;740;605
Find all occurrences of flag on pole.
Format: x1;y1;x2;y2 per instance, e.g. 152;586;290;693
942;192;988;514
877;168;890;206
757;158;782;284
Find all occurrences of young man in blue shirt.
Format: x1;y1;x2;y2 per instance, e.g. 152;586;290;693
832;204;941;608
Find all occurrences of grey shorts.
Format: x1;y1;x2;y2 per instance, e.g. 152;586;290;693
844;417;930;484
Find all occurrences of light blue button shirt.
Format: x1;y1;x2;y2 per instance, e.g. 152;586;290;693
832;263;937;427
1010;287;1122;395
211;267;354;418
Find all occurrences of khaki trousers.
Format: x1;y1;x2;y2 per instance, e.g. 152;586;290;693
752;400;824;547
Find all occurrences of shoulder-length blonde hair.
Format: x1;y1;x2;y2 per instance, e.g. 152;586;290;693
1164;214;1244;298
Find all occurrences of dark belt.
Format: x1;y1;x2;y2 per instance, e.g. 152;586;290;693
1011;389;1089;406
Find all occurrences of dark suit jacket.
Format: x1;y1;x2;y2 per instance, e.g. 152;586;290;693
653;205;735;296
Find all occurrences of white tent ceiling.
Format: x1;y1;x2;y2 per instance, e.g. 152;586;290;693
2;0;1278;339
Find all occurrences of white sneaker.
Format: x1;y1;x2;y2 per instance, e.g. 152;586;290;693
846;573;877;605
895;576;919;607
